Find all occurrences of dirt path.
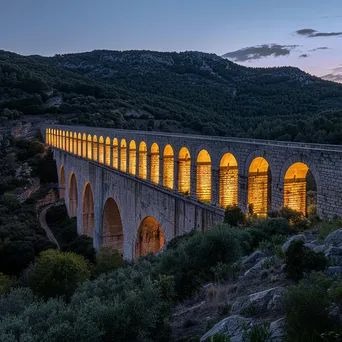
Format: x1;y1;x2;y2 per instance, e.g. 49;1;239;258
39;205;60;250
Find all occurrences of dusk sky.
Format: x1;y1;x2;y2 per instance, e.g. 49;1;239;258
0;0;341;81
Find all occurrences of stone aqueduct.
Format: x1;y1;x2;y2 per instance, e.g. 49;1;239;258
43;125;342;260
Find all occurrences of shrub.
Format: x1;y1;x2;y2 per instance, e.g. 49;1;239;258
242;321;272;342
63;235;96;262
94;246;123;276
28;249;91;299
204;333;231;342
254;217;291;236
0;273;12;294
284;240;327;281
224;205;245;226
284;273;341;341
279;206;310;230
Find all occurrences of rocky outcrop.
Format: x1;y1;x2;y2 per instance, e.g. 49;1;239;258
282;234;306;251
325;229;342;247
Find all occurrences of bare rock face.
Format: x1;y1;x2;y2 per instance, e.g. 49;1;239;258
241;250;266;270
282;234;306;252
325;229;342;247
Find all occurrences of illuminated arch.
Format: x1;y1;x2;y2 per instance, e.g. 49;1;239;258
196;150;211;202
59;165;66;198
120;139;127;172
99;136;104;164
163;145;174;189
82;183;94;237
69;172;78;217
53;129;57;146
73;132;77;155
87;134;92;159
77;133;81;156
82;133;87;158
135;216;165;258
284;162;316;215
219;153;238;208
151;143;160;184
178;147;191;194
69;131;73;153
138;142;147;179
93;135;98;161
102;198;124;253
129;140;137;175
46;128;50;144
113;138;119;169
65;132;69;152
248;157;271;216
56;130;60;148
62;131;65;150
105;137;111;166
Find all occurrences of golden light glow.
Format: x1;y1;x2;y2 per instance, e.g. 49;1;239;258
54;130;57;146
102;198;124;253
82;133;87;158
82;183;94;237
65;132;69;152
284;162;309;215
69;131;73;153
163;144;174;189
129;140;137;175
105;137;111;166
62;131;65;150
93;135;98;161
197;150;212;202
120;139;127;172
139;141;147;180
151;143;160;184
77;133;81;156
46;128;50;144
56;130;60;148
87;134;92;159
135;216;165;258
248;157;270;216
73;132;77;154
99;136;104;164
69;172;78;217
219;153;238;208
113;138;119;169
178;147;191;194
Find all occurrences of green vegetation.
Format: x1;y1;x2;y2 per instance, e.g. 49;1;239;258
224;205;246;226
1;49;342;142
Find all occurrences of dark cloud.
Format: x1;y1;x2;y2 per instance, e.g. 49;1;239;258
222;44;299;62
299;54;309;58
309;47;329;51
295;28;342;37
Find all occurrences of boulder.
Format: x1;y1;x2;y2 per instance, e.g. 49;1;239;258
242;250;266;269
282;234;306;252
200;315;252;342
324;246;342;265
304;243;318;250
269;317;285;342
325;229;342;247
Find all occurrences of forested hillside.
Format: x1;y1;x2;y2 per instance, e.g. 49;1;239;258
1;49;342;143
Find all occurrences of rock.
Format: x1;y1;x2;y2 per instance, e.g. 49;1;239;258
325;229;342;247
313;244;326;253
324;247;342;266
232;286;285;315
242;250;266;269
282;234;306;252
200;315;252;342
325;266;342;278
304;243;318;250
269;317;285;342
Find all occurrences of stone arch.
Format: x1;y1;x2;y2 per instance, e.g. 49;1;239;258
248;156;272;216
120;139;127;172
57;130;60;148
82;182;94;237
65;132;69;152
283;162;317;216
139;141;147;179
178;147;191;194
46;128;50;144
113;138;119;169
53;129;57;146
62;131;65;150
135;216;165;259
197;149;212;203
87;134;92;159
77;133;81;156
59;165;66;198
105;137;111;166
93;135;98;161
69;172;78;217
73;132;77;154
82;133;87;158
129;140;137;175
102;197;124;254
219;153;238;208
69;131;73;153
99;136;104;164
163;144;174;189
151;143;160;184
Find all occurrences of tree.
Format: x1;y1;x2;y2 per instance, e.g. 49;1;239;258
28;249;90;299
94;246;123;276
224;205;245;226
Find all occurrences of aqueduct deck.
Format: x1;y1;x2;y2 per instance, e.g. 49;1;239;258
43;125;342;259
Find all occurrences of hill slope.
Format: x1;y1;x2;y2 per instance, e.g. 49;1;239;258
1;49;342;143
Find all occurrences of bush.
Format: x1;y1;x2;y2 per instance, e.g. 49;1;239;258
279;206;310;230
224;205;245;226
63;235;96;262
254;217;291;236
0;273;12;294
243;321;272;342
284;273;341;341
285;240;327;281
28;249;91;299
94;246;123;276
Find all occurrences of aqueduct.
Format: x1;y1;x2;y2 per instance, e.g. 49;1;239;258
43;125;342;260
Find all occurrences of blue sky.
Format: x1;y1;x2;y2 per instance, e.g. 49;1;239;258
0;0;341;81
